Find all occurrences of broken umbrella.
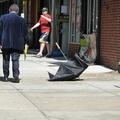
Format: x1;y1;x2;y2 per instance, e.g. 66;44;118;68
48;53;88;81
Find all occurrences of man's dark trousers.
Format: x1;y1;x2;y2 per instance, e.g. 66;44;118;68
2;49;21;78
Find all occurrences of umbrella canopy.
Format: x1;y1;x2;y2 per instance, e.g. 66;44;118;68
48;53;88;81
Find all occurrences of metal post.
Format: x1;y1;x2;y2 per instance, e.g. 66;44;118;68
68;0;71;42
50;0;55;52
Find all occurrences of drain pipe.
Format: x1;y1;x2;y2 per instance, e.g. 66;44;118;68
95;0;102;64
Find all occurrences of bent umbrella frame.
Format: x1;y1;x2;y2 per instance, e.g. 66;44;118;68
48;53;88;81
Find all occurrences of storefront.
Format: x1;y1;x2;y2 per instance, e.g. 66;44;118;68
50;0;120;70
0;0;100;58
50;0;70;55
1;0;119;70
68;0;101;64
0;0;100;62
43;0;101;63
0;0;47;48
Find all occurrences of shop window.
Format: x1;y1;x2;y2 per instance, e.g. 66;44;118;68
70;0;99;63
70;0;99;42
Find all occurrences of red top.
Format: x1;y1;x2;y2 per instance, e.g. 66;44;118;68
38;14;51;33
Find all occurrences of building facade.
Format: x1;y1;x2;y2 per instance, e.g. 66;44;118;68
0;0;120;71
100;0;120;70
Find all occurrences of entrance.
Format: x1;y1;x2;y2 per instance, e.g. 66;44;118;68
19;0;42;48
0;0;70;53
69;0;100;63
52;0;70;55
0;0;44;48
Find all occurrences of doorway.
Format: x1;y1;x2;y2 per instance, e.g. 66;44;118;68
51;0;70;55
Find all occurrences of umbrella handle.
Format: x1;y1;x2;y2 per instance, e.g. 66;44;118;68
55;42;60;49
24;44;28;60
55;42;68;61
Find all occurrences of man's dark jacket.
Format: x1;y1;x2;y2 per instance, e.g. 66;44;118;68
0;12;29;52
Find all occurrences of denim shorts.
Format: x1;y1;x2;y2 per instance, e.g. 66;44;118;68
39;32;50;44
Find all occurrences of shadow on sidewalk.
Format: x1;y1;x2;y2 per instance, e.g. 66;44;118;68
0;76;20;83
48;78;84;82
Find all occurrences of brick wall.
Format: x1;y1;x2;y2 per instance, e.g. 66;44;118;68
68;42;80;57
100;0;120;70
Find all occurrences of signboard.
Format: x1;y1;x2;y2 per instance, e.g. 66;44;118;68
58;15;69;22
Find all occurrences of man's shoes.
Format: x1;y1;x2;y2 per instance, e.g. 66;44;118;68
3;77;8;82
45;53;51;58
13;74;20;83
36;53;43;58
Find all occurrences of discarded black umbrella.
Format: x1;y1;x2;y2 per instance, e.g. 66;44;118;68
48;53;88;81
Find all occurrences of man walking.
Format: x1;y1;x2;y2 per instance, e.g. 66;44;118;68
0;4;29;83
31;7;52;58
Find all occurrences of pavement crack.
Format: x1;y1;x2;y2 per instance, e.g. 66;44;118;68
9;83;50;120
84;82;120;97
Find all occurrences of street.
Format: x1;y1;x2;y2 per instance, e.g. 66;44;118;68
0;51;120;120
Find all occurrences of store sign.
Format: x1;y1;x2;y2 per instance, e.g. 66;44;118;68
61;5;67;13
58;15;69;22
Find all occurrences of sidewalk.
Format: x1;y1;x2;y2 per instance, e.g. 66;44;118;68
28;49;114;74
0;51;120;120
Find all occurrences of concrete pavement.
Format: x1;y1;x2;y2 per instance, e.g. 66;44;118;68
0;50;120;120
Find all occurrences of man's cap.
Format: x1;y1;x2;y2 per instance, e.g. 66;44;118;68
41;7;48;11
